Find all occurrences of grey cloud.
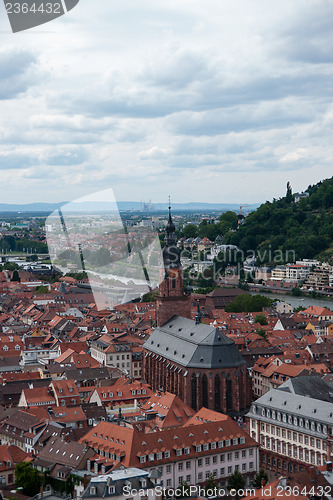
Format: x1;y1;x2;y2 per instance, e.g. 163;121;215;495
0;49;38;99
272;2;333;63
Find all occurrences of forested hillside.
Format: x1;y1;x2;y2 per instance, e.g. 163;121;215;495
224;177;333;263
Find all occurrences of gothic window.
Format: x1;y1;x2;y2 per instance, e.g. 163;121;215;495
214;375;221;411
226;379;232;411
191;374;197;411
202;374;208;408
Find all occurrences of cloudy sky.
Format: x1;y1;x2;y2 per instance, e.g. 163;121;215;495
0;0;333;205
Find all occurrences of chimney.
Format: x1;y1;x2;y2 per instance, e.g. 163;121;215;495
83;474;87;489
326;461;332;472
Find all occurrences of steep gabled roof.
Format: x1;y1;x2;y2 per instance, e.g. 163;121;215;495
144;315;246;369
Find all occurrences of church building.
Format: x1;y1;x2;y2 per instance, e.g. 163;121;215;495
142;207;252;415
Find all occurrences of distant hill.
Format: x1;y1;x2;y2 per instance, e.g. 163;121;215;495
0;201;259;213
224;177;333;263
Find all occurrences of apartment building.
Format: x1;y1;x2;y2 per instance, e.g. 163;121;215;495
247;376;333;476
79;408;259;489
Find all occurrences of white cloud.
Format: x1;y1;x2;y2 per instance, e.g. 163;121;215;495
0;0;332;203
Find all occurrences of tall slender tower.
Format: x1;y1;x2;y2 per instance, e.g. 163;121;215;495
156;204;191;326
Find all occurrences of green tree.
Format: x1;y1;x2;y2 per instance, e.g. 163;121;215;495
35;285;49;294
253;468;269;488
204;473;218;496
225;294;274;313
219;211;238;230
11;269;20;282
183;224;198;239
27;254;38;262
256;328;268;339
292;286;302;296
227;470;246;499
142;291;158;302
175;480;191;498
15;462;41;496
254;313;268;325
286;181;293;203
294;305;306;312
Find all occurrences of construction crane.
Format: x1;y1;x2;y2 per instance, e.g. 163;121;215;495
239;204;250;216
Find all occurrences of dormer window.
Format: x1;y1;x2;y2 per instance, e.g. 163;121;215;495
108;486;115;494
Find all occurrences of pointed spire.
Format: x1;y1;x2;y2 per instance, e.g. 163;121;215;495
195;301;202;324
163;199;180;268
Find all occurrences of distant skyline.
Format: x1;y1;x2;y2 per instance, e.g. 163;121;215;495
1;1;333;203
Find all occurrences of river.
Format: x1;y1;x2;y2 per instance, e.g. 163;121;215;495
250;291;333;310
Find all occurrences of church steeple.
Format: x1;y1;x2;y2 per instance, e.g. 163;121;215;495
165;198;176;245
162;200;180;269
156;201;191;326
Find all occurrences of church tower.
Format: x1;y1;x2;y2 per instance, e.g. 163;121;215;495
156;205;191;326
